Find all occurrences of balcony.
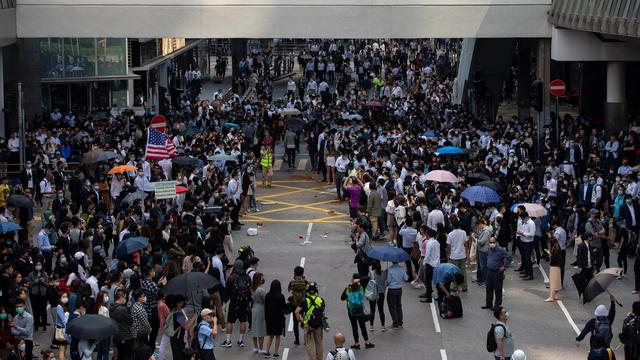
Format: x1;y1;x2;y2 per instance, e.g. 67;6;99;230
549;0;640;38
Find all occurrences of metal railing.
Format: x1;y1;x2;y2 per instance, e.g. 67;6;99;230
549;0;640;38
0;0;15;9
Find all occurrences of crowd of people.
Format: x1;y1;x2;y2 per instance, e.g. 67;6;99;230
0;37;637;360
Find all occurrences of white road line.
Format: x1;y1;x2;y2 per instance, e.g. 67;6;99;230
300;257;306;268
440;349;448;360
287;314;294;332
297;158;308;171
538;264;550;284
557;300;581;335
282;348;290;360
430;301;441;333
301;222;313;245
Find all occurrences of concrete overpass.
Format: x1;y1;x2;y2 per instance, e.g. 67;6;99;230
14;0;551;39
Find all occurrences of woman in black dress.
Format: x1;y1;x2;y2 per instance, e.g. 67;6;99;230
263;279;286;358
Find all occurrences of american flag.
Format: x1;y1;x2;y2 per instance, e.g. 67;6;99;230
145;128;177;159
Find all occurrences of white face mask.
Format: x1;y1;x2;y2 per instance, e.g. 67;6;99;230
489;243;497;249
61;297;69;304
18;343;26;352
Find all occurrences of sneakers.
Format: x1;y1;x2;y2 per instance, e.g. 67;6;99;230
381;326;387;332
368;326;374;331
238;341;245;348
633;290;639;294
365;343;375;349
263;353;272;358
220;340;232;348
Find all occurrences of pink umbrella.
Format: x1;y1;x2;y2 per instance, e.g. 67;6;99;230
424;170;459;183
366;101;384;108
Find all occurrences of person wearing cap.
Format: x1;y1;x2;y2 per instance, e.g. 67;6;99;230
197;308;218;360
295;282;325;360
577;230;596;287
340;274;374;350
576;293;616;349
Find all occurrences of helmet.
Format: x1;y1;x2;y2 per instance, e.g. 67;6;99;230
307;282;318;294
512;350;526;360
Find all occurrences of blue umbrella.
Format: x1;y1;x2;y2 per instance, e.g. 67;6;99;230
422;130;440;137
460;186;501;204
366;246;410;263
436;146;465;155
0;221;22;234
114;236;149;258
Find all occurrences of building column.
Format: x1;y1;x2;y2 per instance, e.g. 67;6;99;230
517;40;531;121
0;46;5;139
127;78;134;106
605;61;627;134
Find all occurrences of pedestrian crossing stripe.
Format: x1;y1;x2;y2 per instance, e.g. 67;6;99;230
297;158;308;171
274;159;284;171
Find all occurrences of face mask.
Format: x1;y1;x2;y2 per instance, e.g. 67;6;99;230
15;307;24;315
26;164;31;169
626;199;633;205
489;243;497;249
104;296;109;303
17;343;25;352
504;311;510;320
85;182;91;187
60;257;67;264
94;186;100;191
61;297;69;304
0;313;7;319
35;265;42;271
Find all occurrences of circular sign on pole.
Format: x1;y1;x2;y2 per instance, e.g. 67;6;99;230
150;115;167;133
549;79;566;97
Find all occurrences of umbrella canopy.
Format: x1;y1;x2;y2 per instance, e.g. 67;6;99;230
583;268;622;304
121;191;148;205
223;122;241;130
176;185;189;194
66;314;118;340
424;170;459;183
285;117;306;131
163;272;220;296
345;114;363;121
466;173;490;185
7;194;33;208
366;246;410;263
366;101;384;108
422;130;440;138
108;165;137;175
114;236;149;258
207;154;236;162
572;272;587;297
511;203;548;217
172;156;204;168
460;186;501;204
436;146;465;155
181;128;203;137
82;150;118;164
476;180;506;193
0;221;22;234
280;108;301;116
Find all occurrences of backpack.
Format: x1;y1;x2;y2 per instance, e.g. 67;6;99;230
486;323;505;352
163;311;178;337
620;314;640;345
234;274;252;302
290;277;307;305
593;316;612;345
306;296;325;329
364;275;378;301
346;287;365;317
440;295;463;319
330;348;350;360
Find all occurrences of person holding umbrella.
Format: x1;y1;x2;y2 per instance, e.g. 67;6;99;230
576;293;616;350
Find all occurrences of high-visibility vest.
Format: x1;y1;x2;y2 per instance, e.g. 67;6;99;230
261;149;273;167
303;295;324;325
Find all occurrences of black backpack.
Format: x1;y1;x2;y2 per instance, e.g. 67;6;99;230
620;314;640;345
593;316;612;346
234;274;252;302
486;323;506;352
306;296;325;329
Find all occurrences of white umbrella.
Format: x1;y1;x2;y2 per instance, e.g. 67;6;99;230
512;203;547;217
424;170;459;183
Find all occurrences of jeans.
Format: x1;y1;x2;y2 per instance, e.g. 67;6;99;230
386;288;403;326
378;212;387;235
477;251;488;284
348;315;369;343
369;297;385;327
521;241;534;278
486;269;504;309
336;172;346;198
402;247;416;280
286;148;296;168
436;281;451;307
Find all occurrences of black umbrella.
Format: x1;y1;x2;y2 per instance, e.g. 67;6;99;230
82;150;118;164
465;173;490;185
66;314;118;340
172;156;204;168
571;272;587;297
114;236;149;258
162;272;219;296
7;194;33;208
476;180;506;193
583;268;623;305
121;191;149;205
285;117;306;131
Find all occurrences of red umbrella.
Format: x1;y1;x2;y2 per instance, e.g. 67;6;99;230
176;185;189;194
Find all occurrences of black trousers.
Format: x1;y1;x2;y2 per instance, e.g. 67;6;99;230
42;251;53;274
286;148;296;168
170;336;185;360
634;257;640;291
230;199;241;225
116;339;133;360
402;247;415;280
24;339;33;360
422;264;434;299
31;294;48;329
560;249;566;287
521;242;534;277
486;269;504;309
369;297;385;327
601;239;610;269
348;314;369;343
356;260;369;289
293;314;301;342
386;288;403;327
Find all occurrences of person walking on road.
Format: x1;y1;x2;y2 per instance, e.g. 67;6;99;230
288;266;308;346
576;294;616;350
483;237;511;310
492;306;514;360
386;261;404;329
340;274;374;350
619;301;640;360
284;127;297;170
295;282;325;360
326;332;356;360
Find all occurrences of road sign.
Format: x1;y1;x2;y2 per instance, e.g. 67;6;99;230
549;79;566;97
150;115;167;132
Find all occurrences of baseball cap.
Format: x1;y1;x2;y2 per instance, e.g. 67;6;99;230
201;308;214;317
589;208;599;215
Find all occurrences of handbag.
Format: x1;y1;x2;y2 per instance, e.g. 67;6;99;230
54;326;66;342
410;242;421;261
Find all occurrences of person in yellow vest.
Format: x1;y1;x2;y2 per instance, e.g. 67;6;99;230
260;144;274;188
294;282;325;360
0;177;9;208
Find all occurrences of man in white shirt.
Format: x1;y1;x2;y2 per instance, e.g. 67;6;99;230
38;173;53;208
326;332;355;360
426;208;445;231
334;153;350;200
86;268;100;298
447;221;468;291
516;212;536;280
420;228;441;303
543;171;557;198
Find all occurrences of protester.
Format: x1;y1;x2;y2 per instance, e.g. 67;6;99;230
295;282;325;360
340;274;374;350
576;294;616;349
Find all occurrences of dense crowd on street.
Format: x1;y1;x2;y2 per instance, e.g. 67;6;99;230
0;38;638;360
